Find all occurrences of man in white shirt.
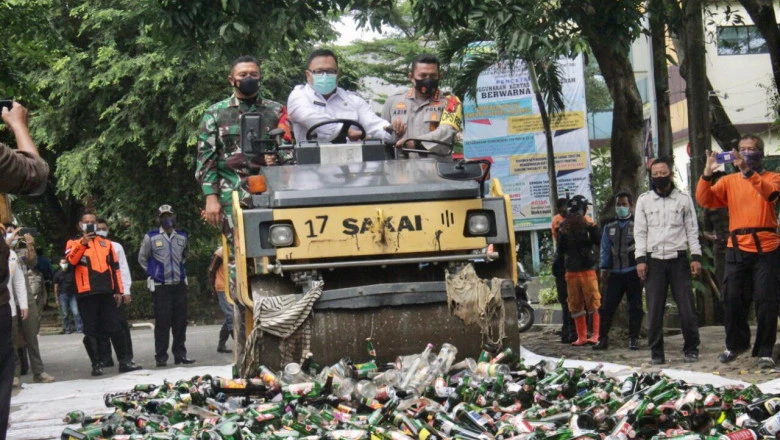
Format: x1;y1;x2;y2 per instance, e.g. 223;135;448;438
634;156;702;366
287;48;393;144
96;219;142;372
8;248;29;388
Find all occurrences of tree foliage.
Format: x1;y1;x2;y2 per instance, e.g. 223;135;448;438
0;0;392;258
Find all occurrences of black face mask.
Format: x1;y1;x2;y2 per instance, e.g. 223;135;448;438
233;77;260;97
652;175;672;191
414;78;439;97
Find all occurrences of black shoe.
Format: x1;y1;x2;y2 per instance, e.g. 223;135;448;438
118;362;143;373
103;360;115;368
592;340;609;351
628;338;639;350
718;349;746;364
217;345;232;354
650;356;665;365
684;352;699;363
156;360;167;367
175;358;196;365
91;365;103;376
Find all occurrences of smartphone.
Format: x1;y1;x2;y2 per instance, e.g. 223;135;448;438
0;100;12;112
17;227;38;236
84;224;96;234
717;151;735;164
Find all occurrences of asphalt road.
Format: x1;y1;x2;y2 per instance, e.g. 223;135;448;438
14;324;235;386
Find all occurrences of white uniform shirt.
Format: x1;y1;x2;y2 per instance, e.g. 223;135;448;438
112;241;132;296
634;188;702;260
7;250;28;317
287;84;392;143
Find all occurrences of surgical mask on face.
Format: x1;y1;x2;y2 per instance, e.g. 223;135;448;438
312;73;337;95
233;76;260;96
60;263;68;270
615;206;630;218
161;218;176;229
741;150;764;171
414;78;439;97
96;230;108;238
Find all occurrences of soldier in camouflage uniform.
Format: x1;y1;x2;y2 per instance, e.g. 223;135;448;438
195;56;291;357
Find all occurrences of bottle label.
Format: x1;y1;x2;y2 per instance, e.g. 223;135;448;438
763;412;780;435
723;429;758;440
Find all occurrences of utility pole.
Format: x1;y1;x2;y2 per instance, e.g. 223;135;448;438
684;0;710;190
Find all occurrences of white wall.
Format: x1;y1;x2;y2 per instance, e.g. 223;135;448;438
705;3;780;127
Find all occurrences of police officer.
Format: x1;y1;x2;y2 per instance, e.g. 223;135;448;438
594;191;643;351
382;53;463;156
138;205;194;367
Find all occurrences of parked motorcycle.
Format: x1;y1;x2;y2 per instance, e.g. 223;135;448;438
516;261;535;332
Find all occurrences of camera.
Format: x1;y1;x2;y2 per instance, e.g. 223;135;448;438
17;227;38;236
716;151;735;164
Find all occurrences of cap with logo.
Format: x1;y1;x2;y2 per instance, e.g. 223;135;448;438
158;204;174;216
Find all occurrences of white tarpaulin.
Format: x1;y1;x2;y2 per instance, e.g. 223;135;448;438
10;350;780;439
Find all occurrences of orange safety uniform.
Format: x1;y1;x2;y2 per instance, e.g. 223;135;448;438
696;171;780;253
65;236;123;296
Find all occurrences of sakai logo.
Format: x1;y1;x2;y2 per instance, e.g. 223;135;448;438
342;215;423;235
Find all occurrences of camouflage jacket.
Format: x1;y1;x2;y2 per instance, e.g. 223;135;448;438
195;94;291;207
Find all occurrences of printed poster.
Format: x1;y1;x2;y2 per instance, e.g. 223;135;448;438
463;54;592;231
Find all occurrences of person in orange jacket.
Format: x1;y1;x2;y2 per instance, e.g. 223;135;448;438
696;134;780;370
64;212;126;377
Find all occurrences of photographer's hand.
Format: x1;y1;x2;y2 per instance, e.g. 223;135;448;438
1;102;39;157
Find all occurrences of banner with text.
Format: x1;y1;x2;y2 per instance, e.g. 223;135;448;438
463;55;592;231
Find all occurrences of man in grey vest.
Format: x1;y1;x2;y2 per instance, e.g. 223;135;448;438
593;191;644;351
138;205;194;367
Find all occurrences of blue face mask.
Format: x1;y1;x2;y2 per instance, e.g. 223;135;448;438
312;73;337;95
161;218;175;229
615;206;630;218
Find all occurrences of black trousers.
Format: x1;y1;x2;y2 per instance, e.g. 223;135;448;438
645;257;700;358
153;283;188;362
77;293;121;337
723;247;780;357
0;304;14;440
553;255;573;336
600;270;644;339
99;302;134;365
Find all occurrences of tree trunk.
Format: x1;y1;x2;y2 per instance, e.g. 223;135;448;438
739;0;780;96
650;0;674;158
667;1;741;151
588;39;646;218
684;0;710;191
529;63;559;214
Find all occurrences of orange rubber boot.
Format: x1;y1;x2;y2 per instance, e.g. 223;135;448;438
571;315;589;346
587;312;600;344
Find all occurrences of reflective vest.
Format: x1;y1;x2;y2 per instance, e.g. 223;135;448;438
64;236;122;295
604;218;637;271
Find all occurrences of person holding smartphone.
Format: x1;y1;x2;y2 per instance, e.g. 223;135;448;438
64;212;127;376
696;134;780;370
